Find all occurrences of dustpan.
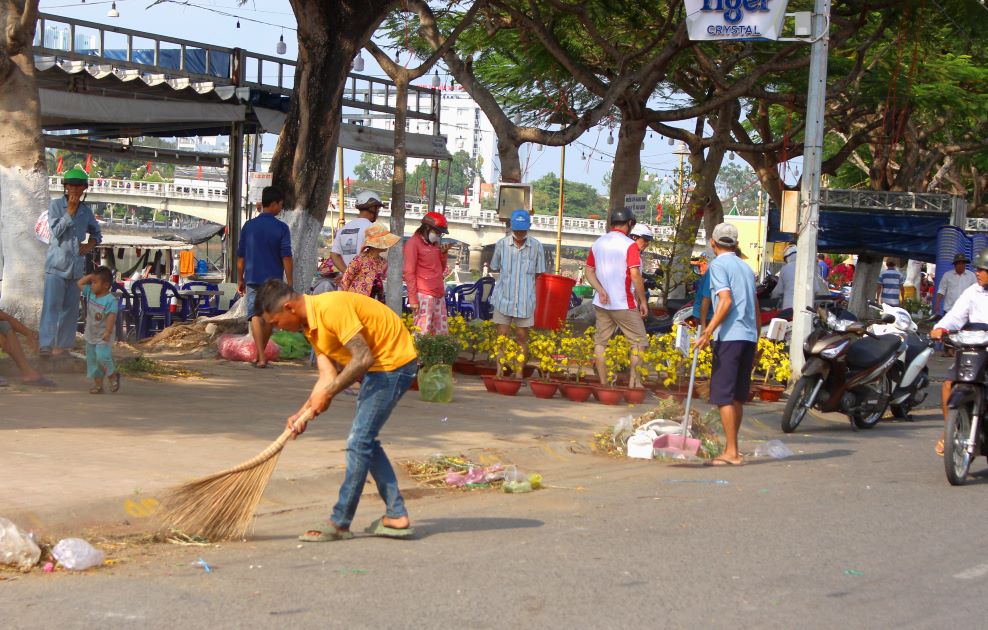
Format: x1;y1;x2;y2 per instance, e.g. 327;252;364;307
653;326;702;456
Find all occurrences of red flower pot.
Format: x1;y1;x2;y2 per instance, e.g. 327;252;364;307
481;374;497;392
493;377;523;396
476;365;497;377
593;385;626;405
559;382;593;402
453;360;478;375
624;387;648;405
529;380;558;399
756;384;785;402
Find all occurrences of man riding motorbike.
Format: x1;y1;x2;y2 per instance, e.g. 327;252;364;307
930;249;988;455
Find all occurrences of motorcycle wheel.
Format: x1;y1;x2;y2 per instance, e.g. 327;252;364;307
945;404;974;486
781;376;817;433
852;375;892;430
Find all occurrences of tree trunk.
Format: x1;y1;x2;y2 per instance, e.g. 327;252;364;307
607;117;647;219
0;9;47;327
270;1;392;291
848;253;883;318
496;134;522;184
385;80;410;315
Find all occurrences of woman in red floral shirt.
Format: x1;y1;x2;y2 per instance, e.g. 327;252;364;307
338;224;400;301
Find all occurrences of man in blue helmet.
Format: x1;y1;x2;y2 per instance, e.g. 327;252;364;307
490;209;546;353
39;167;102;356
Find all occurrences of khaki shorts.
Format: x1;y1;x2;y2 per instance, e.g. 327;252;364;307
594;306;647;348
493;308;534;328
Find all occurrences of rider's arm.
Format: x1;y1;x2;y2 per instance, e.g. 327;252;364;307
935;287;975;334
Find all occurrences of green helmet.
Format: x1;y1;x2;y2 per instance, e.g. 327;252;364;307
62;167;89;187
973;249;988;271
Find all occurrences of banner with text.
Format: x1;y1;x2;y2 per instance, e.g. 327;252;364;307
685;0;789;41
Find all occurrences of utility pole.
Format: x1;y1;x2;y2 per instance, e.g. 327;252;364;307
789;0;831;375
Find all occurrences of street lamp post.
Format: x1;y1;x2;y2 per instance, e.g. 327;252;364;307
672;141;690;223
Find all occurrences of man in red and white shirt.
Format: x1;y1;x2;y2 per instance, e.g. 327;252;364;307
585;207;649;388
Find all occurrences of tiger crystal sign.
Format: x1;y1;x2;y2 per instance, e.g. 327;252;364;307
685;0;790;41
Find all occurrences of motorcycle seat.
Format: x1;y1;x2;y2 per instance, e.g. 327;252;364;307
847;334;902;369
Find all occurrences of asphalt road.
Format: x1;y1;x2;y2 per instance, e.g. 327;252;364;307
4;398;988;629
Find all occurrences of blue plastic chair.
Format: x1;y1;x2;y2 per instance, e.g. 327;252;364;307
131;279;179;339
180;281;221;317
448;283;478;319
472;277;496;320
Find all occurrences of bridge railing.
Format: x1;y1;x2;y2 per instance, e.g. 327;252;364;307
50;176;228;202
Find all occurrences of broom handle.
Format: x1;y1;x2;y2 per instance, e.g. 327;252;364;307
213;410;315;476
682;328;701;439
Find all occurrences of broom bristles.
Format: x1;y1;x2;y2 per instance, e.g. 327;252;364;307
159;427;295;540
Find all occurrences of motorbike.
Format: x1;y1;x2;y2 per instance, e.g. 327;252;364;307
867;303;933;420
943;328;988;485
781;306;904;432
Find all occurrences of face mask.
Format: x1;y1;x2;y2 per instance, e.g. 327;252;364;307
428;231;440;244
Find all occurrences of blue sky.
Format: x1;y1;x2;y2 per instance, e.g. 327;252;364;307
39;0;772;196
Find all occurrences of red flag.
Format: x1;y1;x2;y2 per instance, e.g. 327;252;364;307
420;178;426;199
197;166;203;179
345;176;351;194
84;154;92;174
146;161;152;174
56;156;63;174
656;203;662;222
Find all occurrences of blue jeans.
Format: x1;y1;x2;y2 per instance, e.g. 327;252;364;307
40;273;81;351
331;359;416;528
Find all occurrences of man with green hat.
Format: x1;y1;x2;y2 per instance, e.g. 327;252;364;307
40;167;102;356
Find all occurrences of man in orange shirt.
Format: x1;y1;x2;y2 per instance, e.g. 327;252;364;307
256;279;418;541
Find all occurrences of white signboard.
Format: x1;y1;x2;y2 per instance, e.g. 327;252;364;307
685;0;790;41
624;193;648;217
248;171;273;203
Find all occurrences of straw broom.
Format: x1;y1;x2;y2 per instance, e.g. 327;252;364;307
159;410;312;540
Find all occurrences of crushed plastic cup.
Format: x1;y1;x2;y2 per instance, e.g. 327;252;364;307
503;480;533;493
51;538;104;571
753;439;794;459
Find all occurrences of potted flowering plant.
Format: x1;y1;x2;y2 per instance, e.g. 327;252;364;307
593;336;630;405
414;333;460;403
753;339;790;402
527;330;561;399
492;335;525;395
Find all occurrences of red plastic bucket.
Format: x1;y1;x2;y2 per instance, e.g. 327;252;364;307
534;273;577;330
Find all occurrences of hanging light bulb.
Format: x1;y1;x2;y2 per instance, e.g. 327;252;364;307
236;20;241;29
353;51;365;73
581;151;586;160
394;50;400;63
607;130;614;145
729;152;736;161
537;144;543;152
667;137;674;146
431;69;440;88
276;33;287;55
106;1;119;17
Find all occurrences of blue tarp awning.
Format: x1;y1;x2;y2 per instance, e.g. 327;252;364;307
767;207;948;263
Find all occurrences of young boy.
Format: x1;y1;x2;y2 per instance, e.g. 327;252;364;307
78;267;120;394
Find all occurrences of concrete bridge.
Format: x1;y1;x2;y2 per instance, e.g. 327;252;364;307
52;177;707;260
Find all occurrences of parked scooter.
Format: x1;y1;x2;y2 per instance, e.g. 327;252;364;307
942;327;988;485
781;306;904;432
867;303;933;420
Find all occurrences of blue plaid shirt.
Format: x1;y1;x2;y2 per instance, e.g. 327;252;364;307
490;235;546;318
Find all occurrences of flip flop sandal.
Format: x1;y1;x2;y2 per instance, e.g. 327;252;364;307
89;386;103;395
705;457;744;467
935;438;945;457
109;373;121;393
298;524;354;542
364;517;415;539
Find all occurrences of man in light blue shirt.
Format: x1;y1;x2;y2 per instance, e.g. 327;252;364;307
695;223;758;466
40;168;102;356
490;209;545;352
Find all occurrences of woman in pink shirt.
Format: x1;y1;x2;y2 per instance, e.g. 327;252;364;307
403;212;451;334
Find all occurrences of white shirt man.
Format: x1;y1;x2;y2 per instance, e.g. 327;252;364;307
936;253;976;314
771;245;832;312
330;191;382;271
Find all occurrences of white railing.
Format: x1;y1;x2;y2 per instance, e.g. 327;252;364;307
50;176;227;201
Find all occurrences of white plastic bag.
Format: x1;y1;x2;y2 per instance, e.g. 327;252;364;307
612;415;634;448
52;538;104;570
34;211;51;244
0;517;41;571
753;439;794;459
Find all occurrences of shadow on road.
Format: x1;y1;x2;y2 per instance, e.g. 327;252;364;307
413;516;544;539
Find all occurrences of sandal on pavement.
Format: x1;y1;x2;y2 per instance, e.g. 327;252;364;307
109;373;121;393
298;524;354;543
364;517;415;539
936;437;944;457
89;386;103;394
705;456;744;467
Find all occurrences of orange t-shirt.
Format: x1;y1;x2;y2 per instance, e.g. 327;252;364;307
303;292;416;372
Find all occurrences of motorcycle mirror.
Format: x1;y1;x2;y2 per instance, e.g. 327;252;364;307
882;314;896;323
